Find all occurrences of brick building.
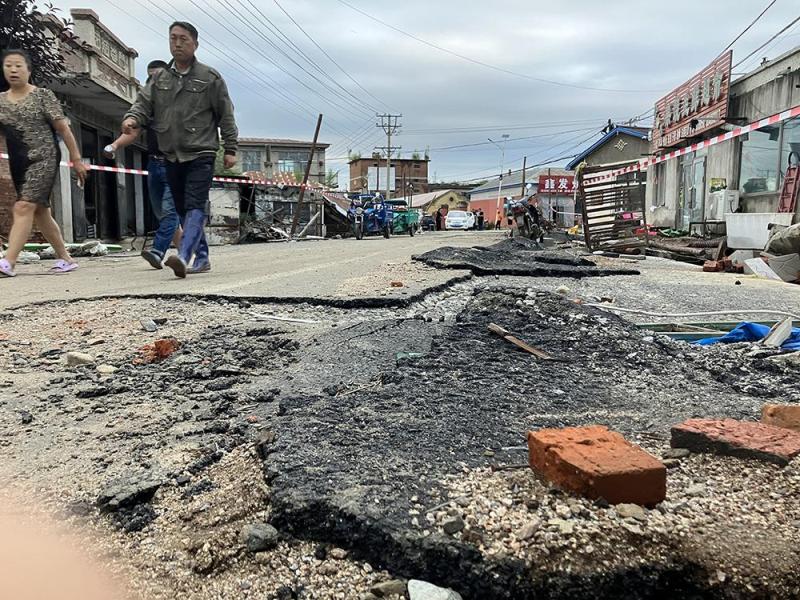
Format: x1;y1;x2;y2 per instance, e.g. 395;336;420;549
238;138;330;185
348;154;430;196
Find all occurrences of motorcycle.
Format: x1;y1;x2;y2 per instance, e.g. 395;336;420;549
348;199;365;240
508;198;543;243
348;194;393;239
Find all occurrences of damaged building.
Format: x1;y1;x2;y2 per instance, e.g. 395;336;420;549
646;46;800;232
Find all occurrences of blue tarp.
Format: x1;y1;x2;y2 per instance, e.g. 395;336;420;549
694;322;800;351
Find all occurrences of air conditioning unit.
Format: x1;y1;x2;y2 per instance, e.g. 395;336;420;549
707;190;740;221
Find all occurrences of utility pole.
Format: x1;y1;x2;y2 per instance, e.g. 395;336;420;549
489;134;510;229
290;113;323;238
520;156;527;197
377;113;402;199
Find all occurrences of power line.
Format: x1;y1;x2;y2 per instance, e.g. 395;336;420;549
234;0;380;113
733;15;800;69
271;0;390;111
335;0;663;94
719;0;778;55
203;0;371;119
428;126;600;152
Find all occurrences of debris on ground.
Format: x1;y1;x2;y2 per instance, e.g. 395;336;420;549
761;404;800;432
527;425;666;505
137;338;181;364
671;418;800;465
414;238;639;277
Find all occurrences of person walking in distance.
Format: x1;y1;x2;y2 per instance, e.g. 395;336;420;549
122;22;238;278
0;49;87;278
106;60;182;270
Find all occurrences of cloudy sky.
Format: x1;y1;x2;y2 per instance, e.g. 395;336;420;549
48;0;800;186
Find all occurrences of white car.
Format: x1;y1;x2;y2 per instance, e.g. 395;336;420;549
445;210;475;230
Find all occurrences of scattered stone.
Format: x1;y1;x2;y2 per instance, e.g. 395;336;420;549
97;476;164;512
517;520;540;540
662;448;691;460
615;503;647;521
555;285;570;295
442;516;465;535
153;318;168;326
329;548;348;560
407;580;463;600
240;523;279;553
685;484;706;497
663;459;681;469
76;385;110;399
140;318;159;333
761;404;800;433
671;418;800;466
528;425;666;505
96;364;118;375
371;579;407;596
66;352;94;366
20;410;33;425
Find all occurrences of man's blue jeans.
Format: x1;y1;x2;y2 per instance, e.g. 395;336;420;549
166;156;214;265
147;157;180;256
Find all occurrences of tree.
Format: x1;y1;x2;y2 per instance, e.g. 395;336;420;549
324;169;339;189
214;146;241;177
411;150;422;160
0;1;72;92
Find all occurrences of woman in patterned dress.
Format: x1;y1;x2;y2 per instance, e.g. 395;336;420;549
0;49;87;277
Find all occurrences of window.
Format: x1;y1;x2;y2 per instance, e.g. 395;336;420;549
241;150;263;173
740;125;780;194
780;117;800;180
277;150;310;174
738;119;800;195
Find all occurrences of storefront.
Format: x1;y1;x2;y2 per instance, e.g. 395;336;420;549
647;46;800;230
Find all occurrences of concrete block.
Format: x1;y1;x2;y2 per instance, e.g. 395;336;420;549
527;425;666;506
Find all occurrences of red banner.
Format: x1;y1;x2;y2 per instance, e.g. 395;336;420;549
538;174;575;194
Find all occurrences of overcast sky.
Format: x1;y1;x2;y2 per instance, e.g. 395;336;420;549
48;0;800;186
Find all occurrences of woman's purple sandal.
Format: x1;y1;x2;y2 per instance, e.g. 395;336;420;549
0;258;15;278
50;260;79;274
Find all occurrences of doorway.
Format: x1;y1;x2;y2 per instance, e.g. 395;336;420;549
679;154;706;230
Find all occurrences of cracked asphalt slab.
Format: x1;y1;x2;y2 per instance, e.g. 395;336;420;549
2;236;800;599
265;288;800;599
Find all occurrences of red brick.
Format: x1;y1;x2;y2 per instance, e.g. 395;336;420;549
671;418;800;466
0;135;14;239
761;404;800;433
703;260;724;272
527;425;666;506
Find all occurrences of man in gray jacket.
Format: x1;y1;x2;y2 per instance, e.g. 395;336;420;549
122;21;238;277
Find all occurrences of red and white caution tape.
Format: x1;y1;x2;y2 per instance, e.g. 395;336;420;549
584;104;800;184
0;152;333;191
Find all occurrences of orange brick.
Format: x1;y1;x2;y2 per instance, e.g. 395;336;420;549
671;418;800;466
761;404;800;433
527;425;666;506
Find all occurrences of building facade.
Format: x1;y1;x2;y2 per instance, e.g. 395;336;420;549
238;138;329;185
43;9;145;242
566;126;650;170
348;155;430;196
646;46;800;230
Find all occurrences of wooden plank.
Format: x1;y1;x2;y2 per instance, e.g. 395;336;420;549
488;323;552;360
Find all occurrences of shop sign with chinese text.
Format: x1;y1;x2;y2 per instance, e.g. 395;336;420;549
651;51;732;151
538;174;576;194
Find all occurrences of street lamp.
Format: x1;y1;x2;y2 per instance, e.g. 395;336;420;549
489;134;510;229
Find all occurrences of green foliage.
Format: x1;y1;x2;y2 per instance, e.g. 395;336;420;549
0;0;71;92
324;169;339;188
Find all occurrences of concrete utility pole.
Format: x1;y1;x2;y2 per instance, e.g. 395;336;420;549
377;113;402;199
489;134;510;228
